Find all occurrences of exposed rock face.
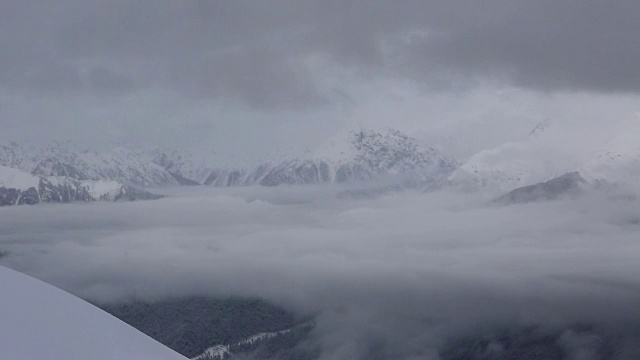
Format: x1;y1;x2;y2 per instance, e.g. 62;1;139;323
203;129;458;188
259;160;332;186
0;165;161;206
32;158;91;180
204;169;248;186
494;172;586;204
31;147;180;187
0;142;181;187
1;128;458;189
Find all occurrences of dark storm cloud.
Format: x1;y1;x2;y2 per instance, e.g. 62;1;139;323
1;1;639;109
408;1;640;92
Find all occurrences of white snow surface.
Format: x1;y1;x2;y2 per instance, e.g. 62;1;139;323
81;180;127;201
203;128;459;187
0;165;144;204
447;118;640;194
0;266;187;360
0;142;42;171
313;126;362;163
0;141;182;187
0;165;40;189
1;128;457;187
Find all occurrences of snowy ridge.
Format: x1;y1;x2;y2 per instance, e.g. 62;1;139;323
9;118;640;194
0;128;457;189
80;180;131;201
204;128;458;188
0;165;40;189
450;117;640;195
1;141;185;187
448;141;551;193
33;146;180;187
449;121;587;194
0;142;43;172
0;266;187;360
150;148;217;185
0;165;160;206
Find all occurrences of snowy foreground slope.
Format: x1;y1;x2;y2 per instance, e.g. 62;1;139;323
0;266;187;360
0;165;160;206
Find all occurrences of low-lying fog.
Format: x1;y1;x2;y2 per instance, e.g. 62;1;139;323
2;186;640;359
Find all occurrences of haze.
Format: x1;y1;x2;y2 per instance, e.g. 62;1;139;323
2;1;640;359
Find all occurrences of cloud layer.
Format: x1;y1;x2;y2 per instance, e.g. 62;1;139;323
3;1;640;107
3;2;640;164
1;186;640;358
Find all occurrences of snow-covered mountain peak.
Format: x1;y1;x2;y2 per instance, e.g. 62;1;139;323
149;147;217;184
204;127;458;187
448;121;586;194
315;127;454;164
2;127;457;189
0;165;161;206
450;115;640;194
313;127;367;162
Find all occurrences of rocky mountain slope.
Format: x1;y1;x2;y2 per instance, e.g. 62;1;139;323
0;165;160;206
32;147;181;187
0;128;457;189
0;142;183;187
493;172;586;204
204;128;459;188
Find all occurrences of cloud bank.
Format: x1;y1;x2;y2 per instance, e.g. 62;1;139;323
4;1;640;103
3;2;640;163
1;186;640;358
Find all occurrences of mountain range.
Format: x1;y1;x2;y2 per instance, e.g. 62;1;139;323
204;128;459;187
447;118;640;197
0;129;459;204
0;165;160;206
3;120;640;207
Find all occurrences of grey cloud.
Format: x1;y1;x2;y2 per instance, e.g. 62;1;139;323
2;1;639;110
168;47;328;110
87;66;135;93
24;61;83;92
407;1;640;93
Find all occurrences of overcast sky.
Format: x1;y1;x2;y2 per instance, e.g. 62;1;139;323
1;1;639;160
